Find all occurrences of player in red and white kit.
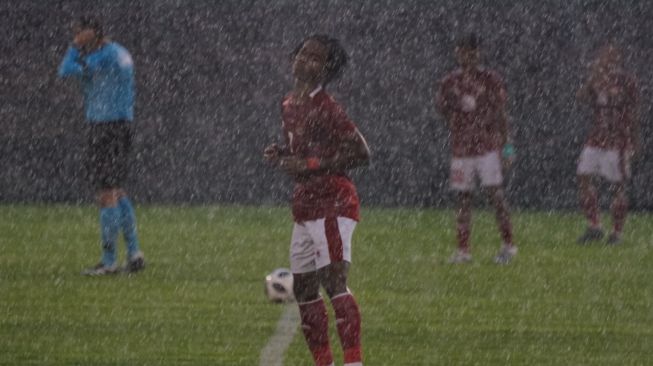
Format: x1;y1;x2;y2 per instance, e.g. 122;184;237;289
576;43;640;245
264;35;370;366
435;34;517;264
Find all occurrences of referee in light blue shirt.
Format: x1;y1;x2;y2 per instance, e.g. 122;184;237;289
58;16;144;275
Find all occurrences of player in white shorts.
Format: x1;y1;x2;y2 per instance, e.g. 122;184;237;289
435;33;517;265
264;35;370;366
577;147;631;183
575;43;639;245
290;217;357;274
450;150;504;191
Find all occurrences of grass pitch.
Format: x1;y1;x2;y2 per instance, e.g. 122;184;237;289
1;205;652;365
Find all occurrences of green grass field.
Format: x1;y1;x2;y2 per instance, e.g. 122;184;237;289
1;205;652;365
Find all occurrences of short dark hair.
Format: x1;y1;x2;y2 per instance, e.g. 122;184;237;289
456;33;481;50
292;34;348;86
76;15;103;38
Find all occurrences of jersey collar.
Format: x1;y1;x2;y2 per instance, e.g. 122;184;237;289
309;85;323;98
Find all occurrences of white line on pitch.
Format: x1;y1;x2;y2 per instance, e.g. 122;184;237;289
259;304;300;366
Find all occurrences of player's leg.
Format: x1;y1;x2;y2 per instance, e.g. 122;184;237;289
315;217;362;366
577;147;604;243
82;124;120;275
291;222;334;366
451;191;473;263
117;189;143;271
478;151;516;263
604;149;630;244
449;158;474;263
608;182;627;244
295;272;333;366
80;188;121;275
112;123;144;272
485;186;517;264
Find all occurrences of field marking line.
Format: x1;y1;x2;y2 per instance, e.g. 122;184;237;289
259;304;300;366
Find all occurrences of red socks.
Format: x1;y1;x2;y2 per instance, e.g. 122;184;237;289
581;186;601;228
331;293;362;365
298;293;363;365
456;209;472;253
298;298;333;366
497;213;513;245
611;193;628;234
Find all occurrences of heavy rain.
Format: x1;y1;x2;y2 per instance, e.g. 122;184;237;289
1;1;652;365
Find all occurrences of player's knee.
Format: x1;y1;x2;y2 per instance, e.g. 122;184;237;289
293;275;320;302
323;282;348;299
577;175;592;188
321;274;348;299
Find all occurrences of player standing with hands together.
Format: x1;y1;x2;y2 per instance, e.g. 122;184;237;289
575;43;640;245
264;35;370;366
58;16;144;275
435;33;517;264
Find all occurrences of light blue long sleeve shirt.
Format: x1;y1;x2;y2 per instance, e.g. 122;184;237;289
58;42;135;122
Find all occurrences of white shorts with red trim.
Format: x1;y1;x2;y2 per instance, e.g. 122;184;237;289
450;150;503;191
289;217;357;274
577;146;630;183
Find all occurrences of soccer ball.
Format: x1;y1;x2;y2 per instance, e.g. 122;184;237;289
265;268;294;303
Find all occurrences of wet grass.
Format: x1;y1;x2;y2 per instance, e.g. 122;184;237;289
1;205;652;365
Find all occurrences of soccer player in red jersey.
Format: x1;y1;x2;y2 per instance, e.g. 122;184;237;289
264;35;370;366
435;34;517;264
575;43;640;245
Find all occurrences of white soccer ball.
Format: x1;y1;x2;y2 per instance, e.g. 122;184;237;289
265;268;294;303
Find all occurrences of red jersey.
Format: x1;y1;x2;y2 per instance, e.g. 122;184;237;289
281;87;360;222
581;69;639;149
436;66;507;157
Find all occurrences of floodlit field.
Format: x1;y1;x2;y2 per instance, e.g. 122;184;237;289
1;205;652;365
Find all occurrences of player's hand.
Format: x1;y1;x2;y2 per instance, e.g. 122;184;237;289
502;143;515;170
502;155;515;170
278;156;308;176
263;144;281;163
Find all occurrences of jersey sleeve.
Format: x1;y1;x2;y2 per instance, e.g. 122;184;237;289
624;74;640;146
58;46;85;78
326;98;357;140
280;98;290;146
626;74;639;107
58;46;112;78
488;70;508;108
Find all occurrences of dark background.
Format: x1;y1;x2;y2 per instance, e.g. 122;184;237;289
1;0;652;209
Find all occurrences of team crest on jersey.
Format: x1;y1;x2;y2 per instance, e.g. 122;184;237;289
596;92;608;106
460;94;477;112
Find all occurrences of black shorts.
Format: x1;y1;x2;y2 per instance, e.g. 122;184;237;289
86;121;133;189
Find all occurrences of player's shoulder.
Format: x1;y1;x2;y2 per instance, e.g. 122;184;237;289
619;69;638;86
478;66;504;81
281;92;293;107
441;68;463;83
105;42;129;55
314;89;342;110
105;42;133;67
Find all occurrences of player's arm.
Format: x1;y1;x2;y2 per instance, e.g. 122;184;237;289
263;143;290;163
576;70;597;105
264;102;292;164
434;78;453;124
278;129;370;177
493;75;514;166
576;80;588;103
318;128;371;172
58;46;86;78
628;76;642;156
